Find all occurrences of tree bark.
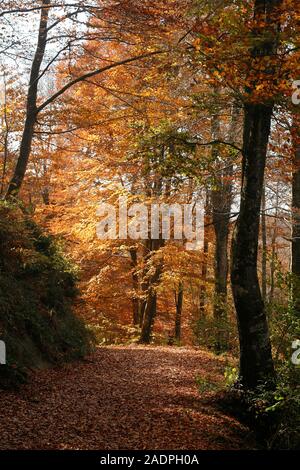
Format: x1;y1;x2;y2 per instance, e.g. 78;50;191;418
211;103;239;352
6;0;51;197
175;282;183;343
231;0;282;389
139;291;157;344
261;184;267;302
199;192;210;317
139;239;151;327
231;103;276;389
1;72;9;196
139;239;163;344
129;247;141;325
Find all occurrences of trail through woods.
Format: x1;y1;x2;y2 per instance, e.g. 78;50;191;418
0;346;255;450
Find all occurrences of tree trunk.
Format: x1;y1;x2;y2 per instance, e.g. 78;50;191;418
261;184;267;302
41;187;50;205
199;192;210;316
212;205;230;352
129;247;141;326
139;238;151;328
139;291;157;344
175;282;183;343
211;103;238;352
139;253;162;344
139;237;164;344
231;103;276;388
6;0;50;198
1;72;9;196
231;0;282;389
139;163;166;342
269;181;279;303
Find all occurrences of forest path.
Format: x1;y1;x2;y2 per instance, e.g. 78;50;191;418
0;346;254;450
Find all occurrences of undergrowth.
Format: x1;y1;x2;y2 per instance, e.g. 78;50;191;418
0;201;94;389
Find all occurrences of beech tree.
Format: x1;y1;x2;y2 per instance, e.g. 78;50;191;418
211;100;240;352
3;0;164;197
231;0;283;388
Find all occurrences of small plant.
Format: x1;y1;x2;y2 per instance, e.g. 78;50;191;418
195;374;219;394
256;364;300;449
224;365;238;388
193;313;239;356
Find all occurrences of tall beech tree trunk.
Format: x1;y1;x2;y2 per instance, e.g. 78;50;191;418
139;239;163;343
211;125;229;352
212;188;231;352
261;184;267;302
269;230;277;303
175;282;184;343
1;72;9;196
140;291;158;344
6;0;50;197
231;104;275;389
269;184;279;303
139;161;168;343
211;104;239;352
231;0;282;389
129;247;141;325
139;239;151;327
199;192;210;316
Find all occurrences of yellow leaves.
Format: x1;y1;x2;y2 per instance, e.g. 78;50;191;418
212;70;222;81
255;83;265;92
193;38;201;52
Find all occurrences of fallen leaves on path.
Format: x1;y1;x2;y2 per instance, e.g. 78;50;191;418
0;346;255;450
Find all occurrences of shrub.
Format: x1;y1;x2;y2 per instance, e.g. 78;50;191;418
0;202;94;389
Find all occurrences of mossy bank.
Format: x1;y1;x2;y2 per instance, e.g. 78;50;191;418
0;202;94;388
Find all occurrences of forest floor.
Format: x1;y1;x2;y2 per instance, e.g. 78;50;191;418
0;345;256;450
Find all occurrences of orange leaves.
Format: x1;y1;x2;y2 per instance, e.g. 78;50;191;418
0;346;252;450
189;0;299;107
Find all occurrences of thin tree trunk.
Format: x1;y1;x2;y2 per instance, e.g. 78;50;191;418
139;234;153;328
211;103;238;352
139;239;163;344
129;247;141;326
139;291;157;344
231;0;282;389
41;187;50;205
261;184;267;302
6;0;50;198
269;183;279;303
139;162;165;343
269;237;276;303
199;192;210;316
175;282;184;343
211;112;228;352
1;72;9;196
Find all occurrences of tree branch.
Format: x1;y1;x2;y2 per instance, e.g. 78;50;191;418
36;50;164;114
0;4;102;17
